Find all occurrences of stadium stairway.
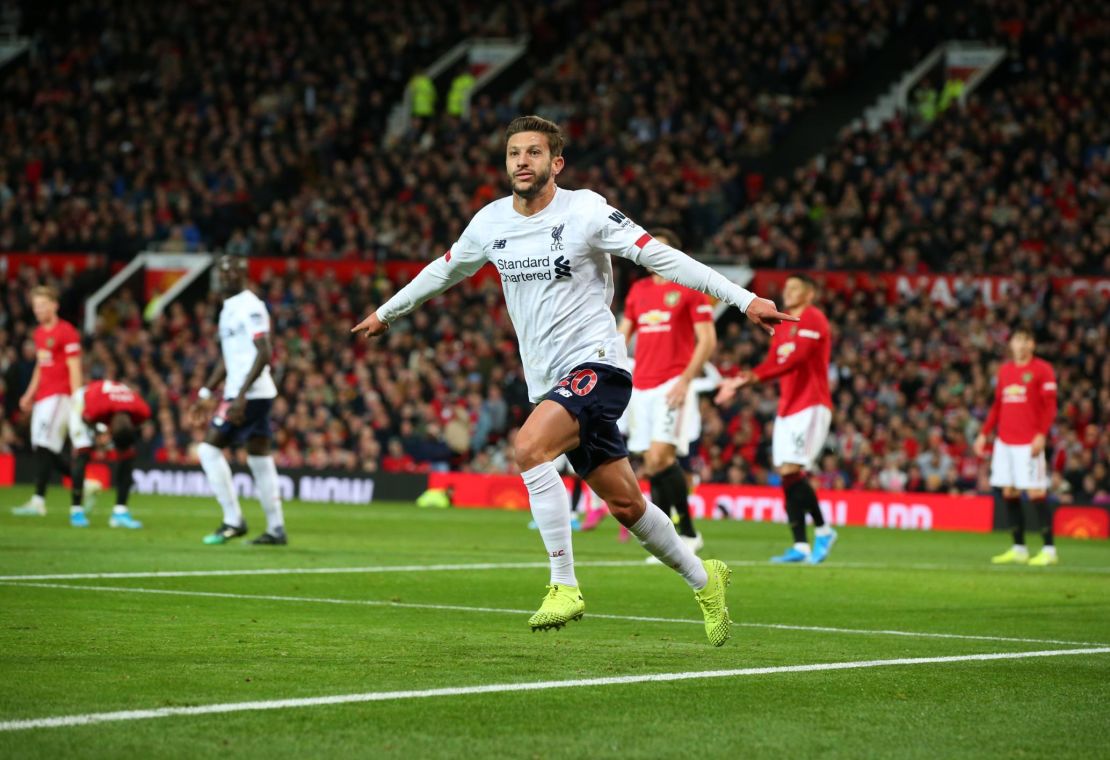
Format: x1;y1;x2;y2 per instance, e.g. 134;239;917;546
741;0;957;185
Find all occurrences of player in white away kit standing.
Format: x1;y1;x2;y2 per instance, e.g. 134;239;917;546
353;116;794;645
189;256;287;546
974;325;1059;566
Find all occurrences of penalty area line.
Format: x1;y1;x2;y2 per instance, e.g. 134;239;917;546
1;647;1107;732
2;581;1105;648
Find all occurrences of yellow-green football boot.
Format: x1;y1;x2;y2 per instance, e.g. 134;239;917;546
991;547;1029;565
1028;550;1058;566
528;584;585;631
694;559;732;646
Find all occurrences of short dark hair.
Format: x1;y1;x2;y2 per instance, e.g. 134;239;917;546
110;412;136;450
1011;324;1035;340
649;228;682;250
505;115;565;157
217;254;247;272
786;273;817;291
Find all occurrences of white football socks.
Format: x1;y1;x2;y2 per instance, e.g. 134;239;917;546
248;454;285;534
522;462;578;587
630;503;708;590
198;442;243;527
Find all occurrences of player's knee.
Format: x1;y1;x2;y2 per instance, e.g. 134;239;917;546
607;492;646;523
514;431;550;472
246;437;270;457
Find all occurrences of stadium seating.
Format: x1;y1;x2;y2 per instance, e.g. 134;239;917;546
2;0;1108;503
711;0;1110;274
1;0;906;260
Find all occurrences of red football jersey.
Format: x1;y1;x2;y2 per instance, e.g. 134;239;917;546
981;358;1057;445
751;305;832;416
624;277;714;389
33;319;81;401
83;380;151;425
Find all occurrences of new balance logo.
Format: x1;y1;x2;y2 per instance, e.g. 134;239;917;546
554;255;572;279
492;239;507;250
608;210;627;225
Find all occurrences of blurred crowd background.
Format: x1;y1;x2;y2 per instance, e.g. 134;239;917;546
1;0;1107;502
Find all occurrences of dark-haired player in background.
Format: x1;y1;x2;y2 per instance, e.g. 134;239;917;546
189;255;287;546
716;274;835;563
69;379;150;529
975;326;1059;566
619;228;716;559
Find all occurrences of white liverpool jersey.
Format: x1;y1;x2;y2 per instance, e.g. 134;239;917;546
377;186;755;402
218;289;277;400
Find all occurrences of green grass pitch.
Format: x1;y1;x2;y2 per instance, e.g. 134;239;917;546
1;486;1108;759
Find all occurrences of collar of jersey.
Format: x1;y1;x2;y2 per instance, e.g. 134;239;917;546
509;185;560;220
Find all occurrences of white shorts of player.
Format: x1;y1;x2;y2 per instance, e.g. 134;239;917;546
30;393;71;454
68;386;95;451
990;441;1048;490
772;404;832;469
626;375;701;457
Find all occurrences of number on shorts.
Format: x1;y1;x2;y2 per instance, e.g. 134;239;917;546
557;369;598;397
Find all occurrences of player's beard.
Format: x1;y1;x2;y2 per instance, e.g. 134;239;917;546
510;163;552;200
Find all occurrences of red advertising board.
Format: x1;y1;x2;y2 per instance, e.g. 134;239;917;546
1054;507;1110;540
689;484;993;532
750;270;1110;307
427;472;995;532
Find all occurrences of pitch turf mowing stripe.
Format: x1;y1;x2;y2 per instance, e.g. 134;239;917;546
2;559;1107;582
3;581;1104;648
2;647;1107;732
0;560;646;581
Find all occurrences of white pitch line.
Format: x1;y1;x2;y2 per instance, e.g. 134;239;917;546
3;581;1104;648
752;559;1110;575
0;559;646;582
1;647;1106;733
2;557;1108;582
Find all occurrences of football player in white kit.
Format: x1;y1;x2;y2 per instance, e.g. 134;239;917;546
189;256;287;546
353;116;794;646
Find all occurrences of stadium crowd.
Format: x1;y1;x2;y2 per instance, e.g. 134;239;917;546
3;260;1108;505
705;279;1110;505
0;0;594;261
0;0;911;263
712;0;1110;274
2;0;1108;505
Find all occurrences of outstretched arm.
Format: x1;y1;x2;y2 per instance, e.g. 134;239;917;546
353;239;487;338
590;200;796;334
